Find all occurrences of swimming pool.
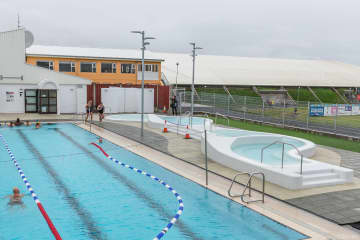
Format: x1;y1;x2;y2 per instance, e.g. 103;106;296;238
106;113;149;122
0;123;307;239
158;116;206;126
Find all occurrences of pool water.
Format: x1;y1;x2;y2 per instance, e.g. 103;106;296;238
0;123;307;240
232;143;303;165
159;116;206;126
106;113;149;121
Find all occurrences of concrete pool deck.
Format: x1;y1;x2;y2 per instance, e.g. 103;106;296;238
79;122;360;240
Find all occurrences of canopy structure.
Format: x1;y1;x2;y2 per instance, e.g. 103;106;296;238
156;52;360;87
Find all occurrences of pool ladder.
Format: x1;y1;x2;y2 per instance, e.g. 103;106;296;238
228;172;265;204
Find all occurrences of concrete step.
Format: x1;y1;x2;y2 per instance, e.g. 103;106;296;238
302;172;339;182
302;178;346;188
300;168;335;175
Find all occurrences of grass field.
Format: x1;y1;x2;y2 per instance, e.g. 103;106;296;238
211;117;360;153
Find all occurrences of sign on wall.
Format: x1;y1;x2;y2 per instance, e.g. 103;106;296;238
6;91;15;103
309;104;324;116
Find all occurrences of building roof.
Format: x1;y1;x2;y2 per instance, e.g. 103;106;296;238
26;45;164;62
156;52;360;87
26;45;360;87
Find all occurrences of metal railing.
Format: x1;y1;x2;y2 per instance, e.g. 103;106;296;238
179;91;360;139
261;140;304;175
228;172;265;203
215;112;229;126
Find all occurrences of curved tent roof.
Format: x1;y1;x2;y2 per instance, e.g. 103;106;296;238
156;52;360;87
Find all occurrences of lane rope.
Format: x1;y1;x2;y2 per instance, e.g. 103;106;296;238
91;142;184;240
0;134;62;240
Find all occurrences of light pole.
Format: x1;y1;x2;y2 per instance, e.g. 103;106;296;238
175;62;179;90
190;42;202;127
131;30;155;137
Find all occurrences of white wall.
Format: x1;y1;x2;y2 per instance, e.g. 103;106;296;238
137;71;158;81
0;84;36;113
137;88;154;113
101;88;154;113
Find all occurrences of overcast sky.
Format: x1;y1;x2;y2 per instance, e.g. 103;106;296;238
1;0;360;65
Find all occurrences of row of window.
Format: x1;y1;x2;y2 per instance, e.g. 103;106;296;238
36;61;159;74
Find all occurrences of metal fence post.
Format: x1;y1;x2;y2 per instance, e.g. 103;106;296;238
213;93;216;114
244;96;247;121
334;103;338;132
205;130;208;186
179;92;182;115
306;101;310;129
227;95;230;116
282;97;286;128
262;100;265;123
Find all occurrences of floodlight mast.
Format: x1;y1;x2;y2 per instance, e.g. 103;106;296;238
190;42;202;128
131;30;155;137
175;62;179;90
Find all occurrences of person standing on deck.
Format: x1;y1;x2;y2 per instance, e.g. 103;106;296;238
85;100;94;122
170;96;178;116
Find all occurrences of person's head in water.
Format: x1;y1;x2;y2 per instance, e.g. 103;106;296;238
13;187;20;196
16;118;20;123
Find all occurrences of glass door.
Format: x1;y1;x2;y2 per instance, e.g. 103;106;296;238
25;89;38;113
39;89;57;114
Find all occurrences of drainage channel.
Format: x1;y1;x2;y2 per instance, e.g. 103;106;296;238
17;130;107;240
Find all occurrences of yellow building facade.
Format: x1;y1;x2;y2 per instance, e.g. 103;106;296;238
26;55;162;85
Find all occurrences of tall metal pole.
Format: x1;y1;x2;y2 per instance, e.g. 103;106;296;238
175;62;179;90
131;30;155;138
190;42;202;128
141;33;145;137
191;47;195;126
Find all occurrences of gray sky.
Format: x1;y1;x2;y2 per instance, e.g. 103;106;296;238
1;0;360;65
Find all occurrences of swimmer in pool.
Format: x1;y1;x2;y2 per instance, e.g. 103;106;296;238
5;187;25;205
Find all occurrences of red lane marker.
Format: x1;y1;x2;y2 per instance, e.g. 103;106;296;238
91;142;109;157
37;203;62;240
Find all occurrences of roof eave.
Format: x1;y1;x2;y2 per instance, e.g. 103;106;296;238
26;53;164;62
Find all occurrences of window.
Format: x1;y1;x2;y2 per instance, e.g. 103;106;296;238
59;62;75;72
37;61;54;70
152;64;159;72
138;64;157;72
80;62;96;73
145;64;152;72
101;63;116;73
121;64;135;73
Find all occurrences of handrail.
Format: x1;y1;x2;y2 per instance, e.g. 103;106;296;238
241;172;265;204
215;112;229;126
261;140;304;175
228;172;265;204
228;172;251;197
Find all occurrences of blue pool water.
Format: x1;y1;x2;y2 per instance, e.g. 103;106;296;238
159;116;206;126
0;124;307;240
106;113;149;121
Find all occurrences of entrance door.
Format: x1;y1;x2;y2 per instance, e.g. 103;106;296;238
39;89;57;114
25;89;38;113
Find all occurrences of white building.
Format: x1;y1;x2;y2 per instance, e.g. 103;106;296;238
0;29;91;114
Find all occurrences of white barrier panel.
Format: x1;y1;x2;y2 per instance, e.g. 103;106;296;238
137;88;154;113
124;88;138;113
323;104;360;117
101;88;154;113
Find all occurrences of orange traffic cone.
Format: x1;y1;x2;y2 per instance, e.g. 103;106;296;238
162;106;167;113
163;120;168;133
184;125;191;139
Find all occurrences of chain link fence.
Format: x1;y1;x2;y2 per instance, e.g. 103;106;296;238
177;91;360;138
